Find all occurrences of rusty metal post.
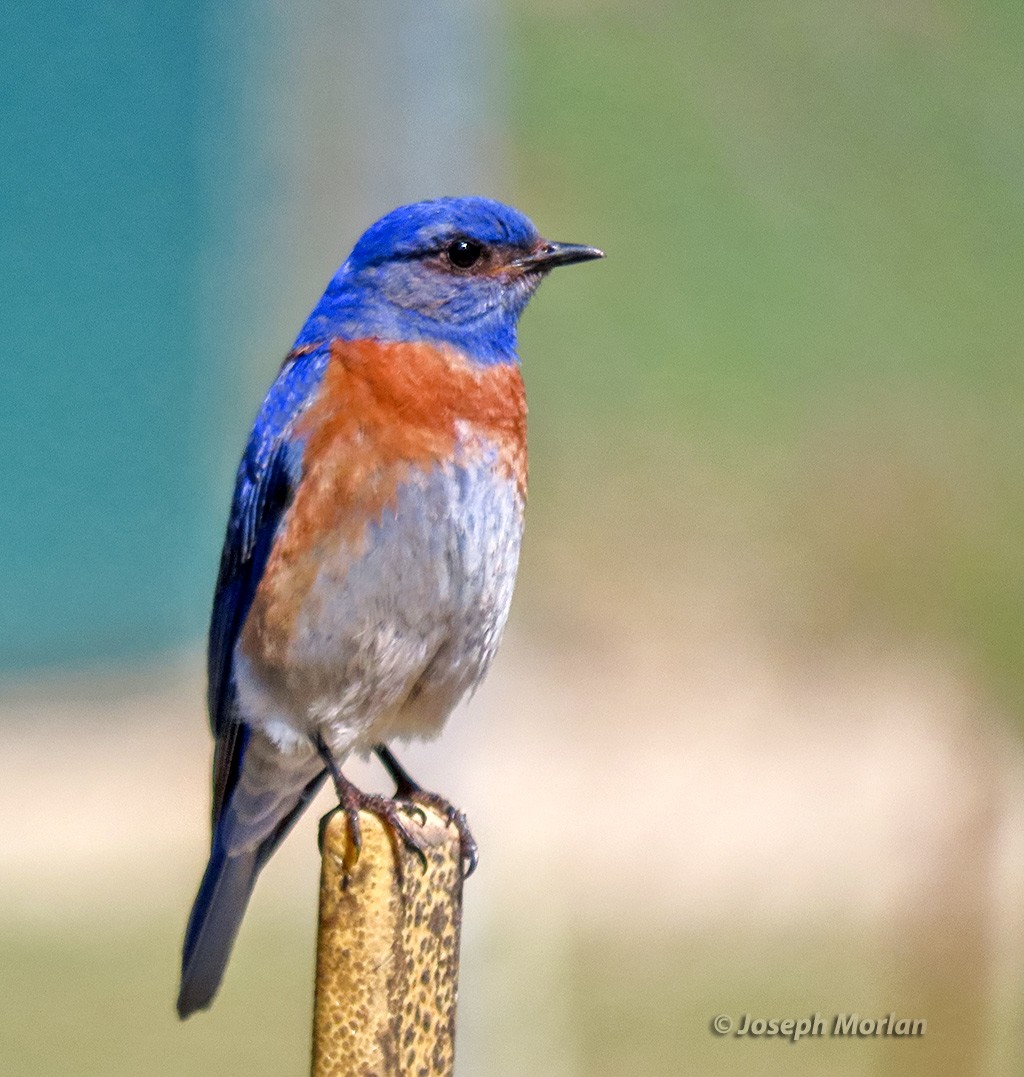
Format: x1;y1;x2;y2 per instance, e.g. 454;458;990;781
311;806;463;1076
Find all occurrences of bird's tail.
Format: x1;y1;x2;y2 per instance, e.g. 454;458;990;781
177;765;327;1019
176;836;261;1019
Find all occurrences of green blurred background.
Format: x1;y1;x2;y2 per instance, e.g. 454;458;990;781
3;1;1023;1074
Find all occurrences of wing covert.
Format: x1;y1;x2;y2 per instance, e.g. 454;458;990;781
206;342;331;737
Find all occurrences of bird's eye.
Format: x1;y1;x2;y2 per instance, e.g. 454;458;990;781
445;239;484;270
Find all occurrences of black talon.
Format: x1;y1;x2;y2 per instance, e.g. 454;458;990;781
318;806;340;855
462;843;479;878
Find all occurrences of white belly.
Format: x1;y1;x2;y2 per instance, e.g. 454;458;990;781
234;461;524;756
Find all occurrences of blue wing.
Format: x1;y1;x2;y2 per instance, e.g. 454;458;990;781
206;343;331;819
207;343;330;734
179;343;333;1018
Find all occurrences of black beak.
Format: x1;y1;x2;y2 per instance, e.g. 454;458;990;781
511;241;605;273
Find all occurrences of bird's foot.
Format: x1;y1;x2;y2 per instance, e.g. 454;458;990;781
374;745;479;878
316;740;429;883
401;790;478;878
337;786;431;882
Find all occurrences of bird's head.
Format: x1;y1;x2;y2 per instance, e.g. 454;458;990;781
299;197;603;364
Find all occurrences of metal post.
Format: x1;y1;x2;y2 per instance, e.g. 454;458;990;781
312;807;464;1076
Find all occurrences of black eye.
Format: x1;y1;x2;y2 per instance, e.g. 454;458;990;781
445;238;484;269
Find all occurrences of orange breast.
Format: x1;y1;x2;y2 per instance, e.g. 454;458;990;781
239;339;527;672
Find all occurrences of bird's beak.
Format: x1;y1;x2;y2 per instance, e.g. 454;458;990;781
510;241;606;273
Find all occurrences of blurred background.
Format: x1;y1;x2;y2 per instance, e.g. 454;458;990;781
2;1;1023;1074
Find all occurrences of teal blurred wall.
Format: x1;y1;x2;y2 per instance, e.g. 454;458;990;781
0;1;502;672
1;5;213;668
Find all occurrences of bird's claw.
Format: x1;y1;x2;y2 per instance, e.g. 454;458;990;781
371;745;478;878
336;790;431;882
397;790;478;878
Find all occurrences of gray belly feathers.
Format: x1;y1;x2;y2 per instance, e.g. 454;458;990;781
235;460;523;755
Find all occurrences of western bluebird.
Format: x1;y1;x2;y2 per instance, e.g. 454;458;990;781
176;197;602;1017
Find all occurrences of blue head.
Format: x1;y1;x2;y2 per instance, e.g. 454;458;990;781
296;197;603;365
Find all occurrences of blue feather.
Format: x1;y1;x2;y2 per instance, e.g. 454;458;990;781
179;345;334;1017
295;197;542;365
207;344;330;739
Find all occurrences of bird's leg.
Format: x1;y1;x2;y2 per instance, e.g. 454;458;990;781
374;744;479;877
315;737;427;881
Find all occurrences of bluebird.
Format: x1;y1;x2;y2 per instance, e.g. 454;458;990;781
176;197;602;1017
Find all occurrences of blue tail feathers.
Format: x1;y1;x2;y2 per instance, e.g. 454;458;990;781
177;839;260;1018
177;766;327;1018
